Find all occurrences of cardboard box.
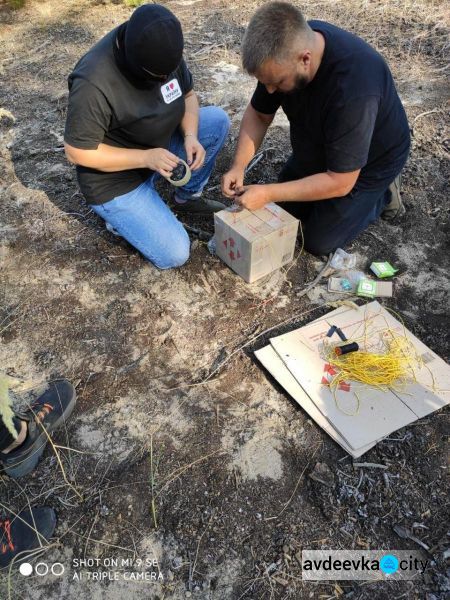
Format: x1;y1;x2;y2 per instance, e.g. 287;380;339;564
214;204;299;283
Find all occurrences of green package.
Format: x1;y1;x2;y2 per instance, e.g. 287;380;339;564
370;262;397;278
357;279;377;298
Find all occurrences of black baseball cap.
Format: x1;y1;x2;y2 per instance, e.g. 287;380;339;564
124;4;184;81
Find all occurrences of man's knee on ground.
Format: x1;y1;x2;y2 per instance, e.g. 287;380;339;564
215;107;231;138
202;106;230;142
146;234;190;270
154;244;190;269
303;233;338;257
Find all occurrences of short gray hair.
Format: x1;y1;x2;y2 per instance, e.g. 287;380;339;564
242;2;312;74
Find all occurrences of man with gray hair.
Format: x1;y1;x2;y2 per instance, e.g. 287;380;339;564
222;2;410;255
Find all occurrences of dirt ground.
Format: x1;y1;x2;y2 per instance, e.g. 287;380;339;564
0;0;449;598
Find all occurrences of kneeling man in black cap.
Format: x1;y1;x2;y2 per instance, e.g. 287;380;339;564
65;4;230;269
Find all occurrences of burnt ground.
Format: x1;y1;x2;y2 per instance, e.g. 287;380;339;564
0;0;449;599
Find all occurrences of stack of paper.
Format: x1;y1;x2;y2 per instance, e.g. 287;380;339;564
255;302;450;457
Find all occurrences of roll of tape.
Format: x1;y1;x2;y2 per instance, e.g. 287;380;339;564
166;159;191;187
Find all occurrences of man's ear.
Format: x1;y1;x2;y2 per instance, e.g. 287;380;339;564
300;50;312;68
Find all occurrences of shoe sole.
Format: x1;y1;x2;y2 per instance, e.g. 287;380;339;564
2;382;76;479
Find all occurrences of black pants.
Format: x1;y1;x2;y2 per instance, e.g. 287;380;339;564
0;415;21;452
277;157;396;256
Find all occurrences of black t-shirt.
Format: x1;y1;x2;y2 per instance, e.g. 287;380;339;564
64;27;193;204
251;21;410;191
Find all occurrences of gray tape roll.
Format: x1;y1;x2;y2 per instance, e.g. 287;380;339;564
166;159;191;187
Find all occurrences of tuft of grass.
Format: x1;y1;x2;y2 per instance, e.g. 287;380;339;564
123;0;146;7
6;0;26;8
0;376;17;441
149;435;158;529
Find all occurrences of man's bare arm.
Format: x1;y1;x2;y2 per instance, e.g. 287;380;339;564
180;90;199;138
236;169;361;211
222;103;274;197
64;142;179;178
268;169;360;201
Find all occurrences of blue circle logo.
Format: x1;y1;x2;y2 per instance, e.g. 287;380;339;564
380;554;399;574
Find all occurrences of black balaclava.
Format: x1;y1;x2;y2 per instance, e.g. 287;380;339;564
113;4;184;87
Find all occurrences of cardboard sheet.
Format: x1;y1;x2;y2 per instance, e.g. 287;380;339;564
255;345;376;458
256;301;450;453
364;304;450;418
270;325;417;450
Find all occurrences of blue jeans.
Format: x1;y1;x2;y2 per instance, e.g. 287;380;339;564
91;106;230;269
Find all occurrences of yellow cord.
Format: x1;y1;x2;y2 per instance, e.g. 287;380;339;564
326;335;421;391
322;311;425;416
317;305;447;417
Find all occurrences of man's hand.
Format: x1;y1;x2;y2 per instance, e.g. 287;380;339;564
146;148;179;178
235;184;273;211
184;135;205;170
222;166;245;198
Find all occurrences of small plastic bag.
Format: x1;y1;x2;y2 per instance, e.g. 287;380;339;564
370;262;398;278
340;270;365;286
330;248;357;270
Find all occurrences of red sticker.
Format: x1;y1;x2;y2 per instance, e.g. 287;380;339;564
338;382;351;392
323;363;337;376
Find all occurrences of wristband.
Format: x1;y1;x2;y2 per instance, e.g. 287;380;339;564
184;133;197;138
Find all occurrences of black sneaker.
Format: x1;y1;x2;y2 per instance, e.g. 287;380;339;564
382;175;405;221
0;507;56;569
172;197;226;215
0;379;76;479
